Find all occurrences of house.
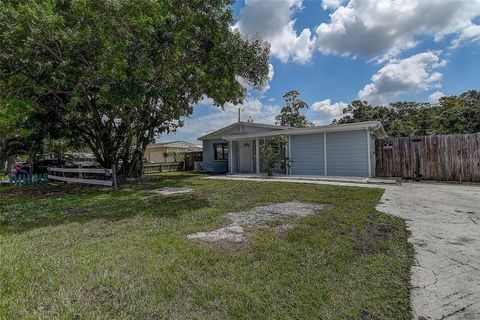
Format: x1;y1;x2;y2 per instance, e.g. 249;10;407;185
198;121;387;177
145;141;202;163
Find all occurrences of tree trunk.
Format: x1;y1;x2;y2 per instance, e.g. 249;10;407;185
6;154;16;174
120;149;144;179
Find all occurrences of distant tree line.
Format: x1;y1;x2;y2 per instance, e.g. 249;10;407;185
333;90;480;137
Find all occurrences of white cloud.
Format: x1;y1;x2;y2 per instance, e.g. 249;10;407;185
197;96;215;105
177;97;281;138
451;23;480;48
316;0;480;60
236;0;480;64
237;0;316;64
311;99;347;122
321;0;344;10
237;63;274;92
429;91;445;104
358;52;447;105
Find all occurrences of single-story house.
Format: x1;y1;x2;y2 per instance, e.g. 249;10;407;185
145;141;202;163
197;120;387;177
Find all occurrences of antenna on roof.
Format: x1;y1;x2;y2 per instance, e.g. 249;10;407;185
238;107;241;122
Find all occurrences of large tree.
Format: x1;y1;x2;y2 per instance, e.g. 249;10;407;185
436;90;480;134
275;90;313;128
333;90;480;137
0;0;270;178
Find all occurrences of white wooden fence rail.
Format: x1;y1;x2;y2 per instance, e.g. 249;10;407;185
48;166;117;189
48;167;112;174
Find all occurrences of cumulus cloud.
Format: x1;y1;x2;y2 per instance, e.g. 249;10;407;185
311;99;348;122
235;0;480;64
429;91;445;104
316;0;480;60
177;98;281;138
237;0;316;64
321;0;344;10
357;52;447;105
237;63;275;92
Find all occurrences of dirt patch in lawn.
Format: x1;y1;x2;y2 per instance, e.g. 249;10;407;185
355;220;394;255
187;202;327;243
145;187;193;196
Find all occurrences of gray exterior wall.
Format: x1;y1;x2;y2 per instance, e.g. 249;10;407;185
290;133;325;175
326;130;369;177
202;138;228;173
202;125;374;176
289;130;371;177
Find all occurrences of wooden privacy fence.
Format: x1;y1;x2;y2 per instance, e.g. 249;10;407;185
48;166;117;189
375;133;480;182
143;162;182;174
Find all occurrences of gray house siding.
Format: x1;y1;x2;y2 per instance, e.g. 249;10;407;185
326;130;369;177
290;134;325;175
202;138;228;173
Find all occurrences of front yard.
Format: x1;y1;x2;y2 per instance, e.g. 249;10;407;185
0;173;412;319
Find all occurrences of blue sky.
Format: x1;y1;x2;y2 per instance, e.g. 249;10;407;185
161;0;480;144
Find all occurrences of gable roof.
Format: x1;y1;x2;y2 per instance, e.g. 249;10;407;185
197;122;287;141
220;121;387;140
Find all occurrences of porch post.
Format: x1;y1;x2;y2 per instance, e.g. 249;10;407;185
288;135;292;175
324;132;327;176
228;140;233;174
256;138;260;174
366;129;372;177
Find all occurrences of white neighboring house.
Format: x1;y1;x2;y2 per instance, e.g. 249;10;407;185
145;141;202;163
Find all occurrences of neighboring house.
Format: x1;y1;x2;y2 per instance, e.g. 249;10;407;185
145;141;202;163
198;121;387;177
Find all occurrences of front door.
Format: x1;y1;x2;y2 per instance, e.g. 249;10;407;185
239;140;252;173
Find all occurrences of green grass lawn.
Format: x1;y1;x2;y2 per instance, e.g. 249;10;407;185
0;173;412;319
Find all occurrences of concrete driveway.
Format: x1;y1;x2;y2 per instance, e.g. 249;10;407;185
377;183;480;320
207;176;480;319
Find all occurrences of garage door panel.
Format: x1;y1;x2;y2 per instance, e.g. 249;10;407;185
326;130;368;177
290;134;324;175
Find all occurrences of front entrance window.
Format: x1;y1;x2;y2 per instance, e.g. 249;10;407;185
214;143;229;160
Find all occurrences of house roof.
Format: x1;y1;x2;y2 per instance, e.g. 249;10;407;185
220;121;387;140
197;121;287;141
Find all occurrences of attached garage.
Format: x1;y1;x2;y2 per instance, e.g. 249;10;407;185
290;133;325;175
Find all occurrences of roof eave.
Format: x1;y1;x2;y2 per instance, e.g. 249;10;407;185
197;121;287;141
221;121;385;140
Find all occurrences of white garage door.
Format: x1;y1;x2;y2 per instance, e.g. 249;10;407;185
149;152;163;163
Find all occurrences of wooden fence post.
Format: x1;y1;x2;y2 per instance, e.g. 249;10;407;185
112;164;117;190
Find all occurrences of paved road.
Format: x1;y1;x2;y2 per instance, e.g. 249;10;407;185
207;176;480;319
377;183;480;320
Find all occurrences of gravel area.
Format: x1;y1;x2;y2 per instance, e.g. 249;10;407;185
187;202;326;242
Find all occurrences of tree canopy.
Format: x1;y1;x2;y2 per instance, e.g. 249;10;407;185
275;90;313;128
0;0;270;177
333;90;480;137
